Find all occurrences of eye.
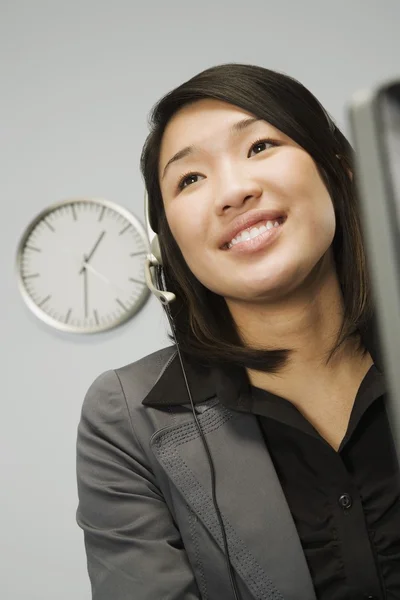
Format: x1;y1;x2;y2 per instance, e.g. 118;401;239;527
175;138;280;191
177;172;203;192
248;138;279;157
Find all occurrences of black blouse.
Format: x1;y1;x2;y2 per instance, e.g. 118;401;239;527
213;321;400;599
252;368;400;599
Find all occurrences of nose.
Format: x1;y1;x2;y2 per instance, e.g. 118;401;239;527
214;165;262;215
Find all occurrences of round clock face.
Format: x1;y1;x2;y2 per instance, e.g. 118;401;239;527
16;198;151;333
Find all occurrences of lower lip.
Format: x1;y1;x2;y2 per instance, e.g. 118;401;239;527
225;220;286;255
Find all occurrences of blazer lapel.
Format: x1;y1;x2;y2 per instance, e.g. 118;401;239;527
150;399;316;600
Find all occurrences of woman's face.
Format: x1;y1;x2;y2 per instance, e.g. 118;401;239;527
158;99;336;303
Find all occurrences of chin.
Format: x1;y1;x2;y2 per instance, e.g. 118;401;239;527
226;271;295;303
202;258;293;299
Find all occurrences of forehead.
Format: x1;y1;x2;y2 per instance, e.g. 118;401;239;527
163;98;253;139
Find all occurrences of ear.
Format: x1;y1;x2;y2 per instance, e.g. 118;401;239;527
336;154;353;181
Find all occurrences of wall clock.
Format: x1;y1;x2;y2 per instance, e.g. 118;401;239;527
16;198;150;333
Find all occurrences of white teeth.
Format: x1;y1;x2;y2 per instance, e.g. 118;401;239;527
228;219;282;248
249;227;259;239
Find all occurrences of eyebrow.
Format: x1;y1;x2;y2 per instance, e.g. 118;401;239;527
161;116;262;180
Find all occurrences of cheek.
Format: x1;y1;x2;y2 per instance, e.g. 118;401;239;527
279;151;320;198
166;204;209;268
280;154;335;231
167;215;219;291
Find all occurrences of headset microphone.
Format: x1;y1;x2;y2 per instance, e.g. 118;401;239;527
143;191;175;305
144;191;242;600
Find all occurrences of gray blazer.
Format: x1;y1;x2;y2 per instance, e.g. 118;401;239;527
76;345;318;600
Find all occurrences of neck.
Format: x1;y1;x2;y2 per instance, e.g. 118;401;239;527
226;252;367;383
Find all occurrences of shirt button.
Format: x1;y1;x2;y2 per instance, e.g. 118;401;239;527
338;493;352;509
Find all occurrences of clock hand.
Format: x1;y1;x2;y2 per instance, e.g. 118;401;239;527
83;256;89;318
86;231;106;263
82;261;129;295
82;261;111;285
79;231;106;274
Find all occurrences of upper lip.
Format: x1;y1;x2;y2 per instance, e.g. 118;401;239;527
219;209;287;248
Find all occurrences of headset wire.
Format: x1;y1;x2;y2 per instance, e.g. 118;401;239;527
158;264;242;600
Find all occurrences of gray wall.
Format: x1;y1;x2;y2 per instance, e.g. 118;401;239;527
1;1;398;599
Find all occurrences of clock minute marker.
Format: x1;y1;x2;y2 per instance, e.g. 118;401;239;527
130;250;146;257
44;219;55;232
25;245;41;252
23;273;40;279
119;224;131;236
71;205;77;221
65;309;72;324
93;309;99;325
129;277;145;286
38;294;51;307
116;298;128;311
98;206;106;222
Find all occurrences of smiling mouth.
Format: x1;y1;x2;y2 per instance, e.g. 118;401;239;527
222;216;287;250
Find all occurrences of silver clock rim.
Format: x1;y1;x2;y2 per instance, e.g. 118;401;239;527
15;197;151;334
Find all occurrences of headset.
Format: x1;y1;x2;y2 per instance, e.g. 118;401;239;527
143;190;242;600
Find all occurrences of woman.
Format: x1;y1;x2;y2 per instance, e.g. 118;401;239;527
76;63;400;599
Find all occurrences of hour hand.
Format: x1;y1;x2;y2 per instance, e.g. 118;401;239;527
79;231;106;274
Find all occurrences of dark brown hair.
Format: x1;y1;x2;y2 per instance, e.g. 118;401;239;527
140;63;373;373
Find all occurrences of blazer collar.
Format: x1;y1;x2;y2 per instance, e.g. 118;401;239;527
142;311;385;408
142;350;217;407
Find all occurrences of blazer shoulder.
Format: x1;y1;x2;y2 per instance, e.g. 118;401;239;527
82;346;176;413
79;346;178;448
